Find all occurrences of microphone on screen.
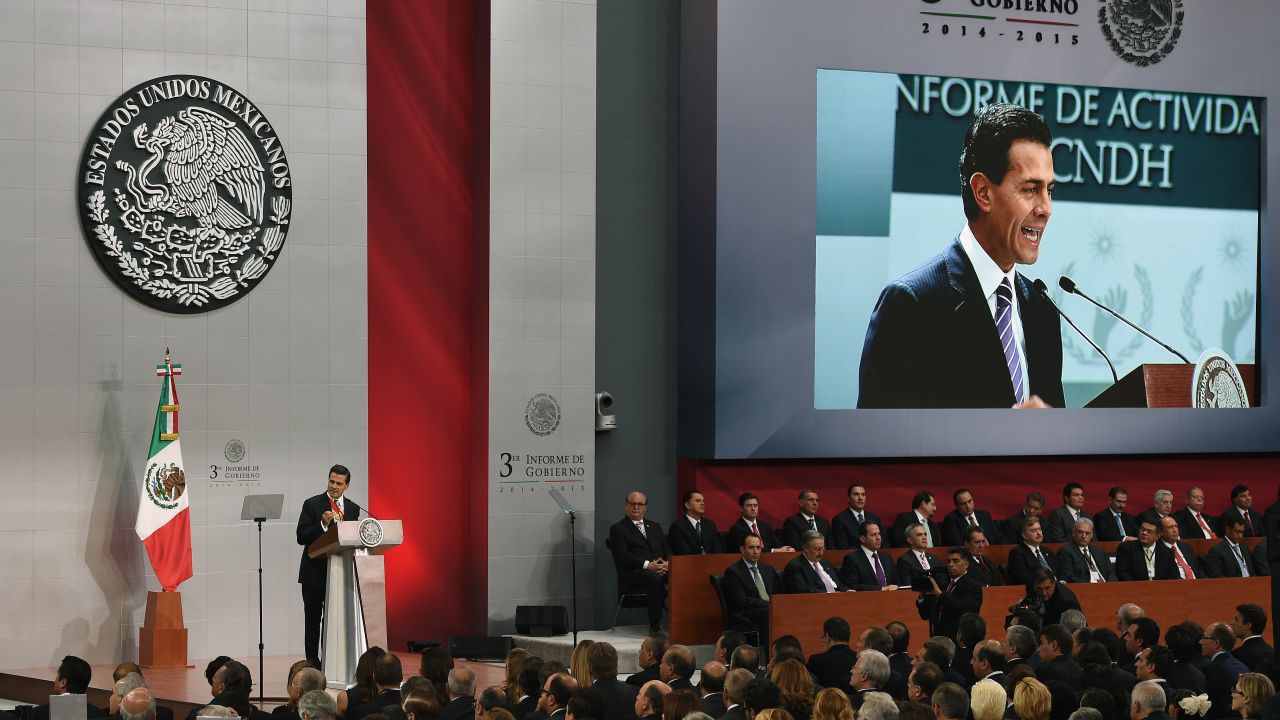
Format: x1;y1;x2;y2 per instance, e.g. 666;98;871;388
1059;275;1192;364
1033;279;1117;384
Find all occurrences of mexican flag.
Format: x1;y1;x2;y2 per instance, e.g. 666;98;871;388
136;355;193;591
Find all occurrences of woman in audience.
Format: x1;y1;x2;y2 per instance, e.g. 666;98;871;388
756;711;796;720
339;646;387;717
971;679;1009;720
771;659;816;720
570;640;597;686
812;688;854;720
1232;673;1275;720
421;648;456;708
1013;678;1052;720
664;690;704;720
502;648;531;706
1166;690;1210;719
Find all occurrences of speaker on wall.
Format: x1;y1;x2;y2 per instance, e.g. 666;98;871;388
515;605;569;636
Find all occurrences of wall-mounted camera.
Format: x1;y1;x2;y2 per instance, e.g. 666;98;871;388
595;392;617;432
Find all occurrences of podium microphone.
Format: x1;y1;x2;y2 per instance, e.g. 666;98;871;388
1033;279;1117;384
1059;275;1192;364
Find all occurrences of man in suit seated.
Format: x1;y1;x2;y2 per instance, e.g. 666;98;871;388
781;489;832;550
832;484;882;550
1220;485;1264;538
1115;519;1179;581
1055;517;1117;583
840;521;900;591
1129;682;1171;720
1174;487;1219;541
626;635;668;687
1136;489;1175;531
120;689;158;720
941;488;1005;546
698;662;727;719
891;492;941;548
1158;516;1203;580
1023;567;1081;627
1201;622;1249;718
1203;517;1260;578
659;646;697;692
807;617;858;692
720;669;753;720
586;643;639;720
722;534;780;639
1043;483;1088;543
1036;624;1082;687
299;691;336;720
1006;517;1055;586
725;493;792;553
348;655;405;720
536;674;578;720
608;491;670;634
1095;486;1139;542
668;489;724;555
897;522;946;587
848;650;892;709
915;548;983;639
1004;492;1045;544
962;526;1004;586
1231;604;1274;674
782;530;852;593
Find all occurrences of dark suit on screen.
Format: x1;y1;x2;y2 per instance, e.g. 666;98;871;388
608;516;670;628
1220;505;1264;537
1054;543;1117;583
725;517;784;553
889;511;942;549
668;516;724;555
1203;539;1260;577
782;555;849;593
941;509;1004;546
1094;508;1138;541
831;507;882;549
1114;540;1178;581
857;238;1064;409
591;678;639;720
917;572;983;639
781;513;832;550
722;559;780;637
1006;543;1055;586
840;546;900;591
297;491;361;666
1174;508;1219;540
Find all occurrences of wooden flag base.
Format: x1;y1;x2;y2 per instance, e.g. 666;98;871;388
139;591;192;668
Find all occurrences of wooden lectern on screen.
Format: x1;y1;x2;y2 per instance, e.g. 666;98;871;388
308;518;403;689
1086;363;1257;407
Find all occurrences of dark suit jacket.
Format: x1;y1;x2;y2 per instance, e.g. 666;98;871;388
831;508;882;549
1256;541;1271;576
896;548;946;585
1054;544;1117;583
968;554;1004;586
721;706;747;720
512;695;539;720
1205;652;1249;718
1037;582;1081;626
668;678;695;692
807;644;858;692
1234;636;1274;673
1174;508;1219;540
781;513;832;550
608;517;670;586
722;560;780;620
1203;539;1261;578
1220;505;1264;537
700;693;726;719
1163;541;1204;579
941;509;1005;546
668;516;724;555
1113;541;1179;581
917;572;983;639
1006;543;1054;586
1167;661;1207;693
592;678;638;720
184;689;253;720
782;555;849;593
840;547;900;590
1036;656;1082;687
857;238;1064;409
626;665;661;687
1094;509;1139;541
1044;506;1087;543
725;517;784;553
351;689;407;720
297;492;362;586
889;511;942;549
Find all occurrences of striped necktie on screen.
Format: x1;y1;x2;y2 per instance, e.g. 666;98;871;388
996;278;1027;403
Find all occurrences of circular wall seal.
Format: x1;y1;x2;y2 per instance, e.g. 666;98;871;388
358;518;385;548
77;75;292;313
1098;0;1184;67
224;439;246;464
1192;348;1249;408
525;393;562;437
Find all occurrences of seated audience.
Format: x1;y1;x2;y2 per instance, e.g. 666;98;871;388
848;651;891;709
301;692;338;720
1094;487;1138;542
725;493;790;554
1137;490;1175;531
669;490;724;556
588;643;639;720
1165;690;1209;720
608;491;670;635
782;531;850;593
572;641;598;686
1115;521;1177;582
1174;487;1218;541
628;635;670;687
1037;625;1082;687
1219;486;1262;538
722;669;754;720
891;492;941;549
781;490;832;550
537;674;578;720
806;617;857;692
810;689;851;720
854;693;897;720
1013;678;1052;720
1158;517;1203;580
963;527;1004;586
770;660;815;720
1130;684;1169;720
722;535;779;639
839;522;900;592
1055;519;1117;584
351;656;409;720
941;488;1005;546
422;648;455;705
661;646;697;692
831;484;881;550
1004;493;1046;544
661;690;701;720
698;662;727;719
502;649;531;708
970;680;1008;720
932;683;970;720
1044;483;1088;543
1007;518;1054;587
1203;520;1260;578
1202;623;1249;718
742;678;780;720
120;689;157;720
1230;604;1273;674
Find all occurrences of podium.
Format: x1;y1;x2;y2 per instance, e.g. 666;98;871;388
1085;363;1257;408
308;519;403;689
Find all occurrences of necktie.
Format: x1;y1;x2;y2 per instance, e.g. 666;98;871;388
1035;548;1049;568
1232;544;1250;577
1144;546;1155;578
750;565;770;600
856;512;864;524
814;562;837;593
750;522;760;538
919;552;930;570
968;515;978;527
995;278;1027;403
1244;512;1255;535
1115;513;1126;538
636;521;647;538
1195;513;1215;539
328;496;342;517
946;578;957;594
925;524;934;548
1083;547;1104;582
809;517;817;531
1172;545;1195;579
872;552;887;587
695;520;704;553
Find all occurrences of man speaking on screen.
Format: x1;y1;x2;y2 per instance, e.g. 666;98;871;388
858;103;1065;409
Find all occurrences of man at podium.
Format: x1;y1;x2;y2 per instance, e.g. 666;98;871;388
858;103;1064;409
297;464;362;668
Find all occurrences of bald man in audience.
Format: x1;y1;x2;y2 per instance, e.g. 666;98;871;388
635;681;671;720
121;689;157;720
540;673;580;720
699;662;728;719
660;646;697;691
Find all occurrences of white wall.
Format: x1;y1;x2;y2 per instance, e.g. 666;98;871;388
488;0;598;633
0;0;366;668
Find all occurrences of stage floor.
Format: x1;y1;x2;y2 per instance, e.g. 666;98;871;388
0;652;505;715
